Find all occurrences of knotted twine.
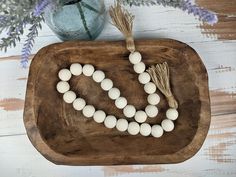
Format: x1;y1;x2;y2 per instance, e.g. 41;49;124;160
109;3;178;109
147;62;178;109
109;2;135;53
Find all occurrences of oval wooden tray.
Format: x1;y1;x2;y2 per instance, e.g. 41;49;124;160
23;39;211;165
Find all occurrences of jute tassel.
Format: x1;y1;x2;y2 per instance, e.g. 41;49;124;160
109;2;135;53
147;62;178;109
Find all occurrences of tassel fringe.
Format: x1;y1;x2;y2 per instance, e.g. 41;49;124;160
109;2;135;53
109;3;178;109
147;62;178;109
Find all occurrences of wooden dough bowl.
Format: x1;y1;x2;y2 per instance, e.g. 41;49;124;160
23;39;211;165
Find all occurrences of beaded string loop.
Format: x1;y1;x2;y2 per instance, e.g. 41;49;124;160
57;59;179;138
56;3;179;138
109;3;178;109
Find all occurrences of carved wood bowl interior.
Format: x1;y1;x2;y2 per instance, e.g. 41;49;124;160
23;39;211;165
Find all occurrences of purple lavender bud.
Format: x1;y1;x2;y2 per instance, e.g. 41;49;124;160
21;24;38;68
0;15;7;24
33;0;51;17
182;0;218;25
20;0;51;67
20;58;28;68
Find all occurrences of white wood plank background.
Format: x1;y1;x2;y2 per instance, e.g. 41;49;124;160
0;2;236;177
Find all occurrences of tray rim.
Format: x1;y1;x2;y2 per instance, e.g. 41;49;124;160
23;39;211;165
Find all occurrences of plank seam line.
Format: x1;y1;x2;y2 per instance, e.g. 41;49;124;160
0;133;26;138
212;111;236;117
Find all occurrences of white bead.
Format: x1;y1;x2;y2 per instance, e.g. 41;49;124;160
151;125;164;138
116;118;128;132
70;63;82;76
144;82;156;94
58;69;72;81
140;123;151;136
56;81;70;93
147;93;160;105
166;108;179;120
82;64;95;76
161;119;174;132
138;72;151;84
93;110;106;123
73;98;86;111
115;97;127;109
63;91;76;103
92;70;105;83
108;88;120;100
133;62;146;74
82;105;95;118
129;51;142;64
101;78;113;91
134;111;147;123
104;115;117;129
127;122;140;135
145;105;158;118
123;105;136;118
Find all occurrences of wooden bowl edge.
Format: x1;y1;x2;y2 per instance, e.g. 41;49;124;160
23;39;211;165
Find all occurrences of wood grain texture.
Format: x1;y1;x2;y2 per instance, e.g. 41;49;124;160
210;90;236;116
0;98;24;111
0;0;236;176
23;39;211;165
197;0;236;40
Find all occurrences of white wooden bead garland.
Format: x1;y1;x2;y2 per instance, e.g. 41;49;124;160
57;3;180;138
57;60;179;138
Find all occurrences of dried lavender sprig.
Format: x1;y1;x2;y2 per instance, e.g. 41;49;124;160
0;4;33;51
0;15;8;26
21;21;41;68
0;15;25;51
119;0;218;25
33;0;51;16
0;0;32;32
182;0;218;25
0;22;25;52
21;0;50;67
